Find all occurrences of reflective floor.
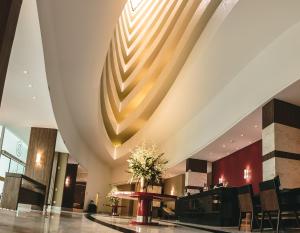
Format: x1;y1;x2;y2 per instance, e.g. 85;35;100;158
0;209;299;233
0;209;120;233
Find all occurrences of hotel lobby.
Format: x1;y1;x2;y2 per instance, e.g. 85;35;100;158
0;0;300;232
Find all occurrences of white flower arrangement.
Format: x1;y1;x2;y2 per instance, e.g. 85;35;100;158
127;142;168;190
106;186;120;206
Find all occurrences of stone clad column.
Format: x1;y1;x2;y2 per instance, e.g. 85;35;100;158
185;159;212;194
262;99;300;188
52;153;69;211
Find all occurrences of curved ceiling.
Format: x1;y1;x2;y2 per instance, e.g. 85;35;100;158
100;0;221;146
37;0;300;168
0;0;67;153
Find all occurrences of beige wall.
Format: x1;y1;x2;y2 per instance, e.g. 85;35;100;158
163;174;185;209
116;184;135;216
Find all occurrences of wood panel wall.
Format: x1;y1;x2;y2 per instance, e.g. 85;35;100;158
62;163;78;209
25;127;57;202
0;0;22;105
1;175;21;210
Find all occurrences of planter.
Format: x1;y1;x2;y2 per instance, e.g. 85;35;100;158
140;177;148;192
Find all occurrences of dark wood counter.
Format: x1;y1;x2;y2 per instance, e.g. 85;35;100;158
175;187;239;226
1;173;46;210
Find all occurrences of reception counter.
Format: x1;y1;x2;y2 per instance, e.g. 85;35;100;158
1;173;46;210
175;187;239;226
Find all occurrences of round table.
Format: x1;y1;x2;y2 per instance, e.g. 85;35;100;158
113;191;177;225
104;204;126;216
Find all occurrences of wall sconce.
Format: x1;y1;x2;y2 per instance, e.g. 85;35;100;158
170;186;175;195
219;176;224;184
244;168;251;181
35;153;42;167
65;176;71;187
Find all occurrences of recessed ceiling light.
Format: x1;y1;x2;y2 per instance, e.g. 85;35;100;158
240;134;244;137
32;96;36;100
28;84;32;88
23;70;29;75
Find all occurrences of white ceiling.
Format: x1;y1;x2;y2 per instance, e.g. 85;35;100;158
0;0;298;178
36;0;300;170
0;0;67;153
192;108;262;162
164;78;300;178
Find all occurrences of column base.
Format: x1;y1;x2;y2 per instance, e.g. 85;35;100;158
130;220;159;226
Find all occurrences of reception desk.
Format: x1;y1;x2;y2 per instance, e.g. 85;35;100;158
175;187;239;226
1;173;46;210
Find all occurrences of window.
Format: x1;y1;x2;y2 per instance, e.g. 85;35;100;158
9;160;24;174
0;180;4;197
0;155;10;177
2;128;28;163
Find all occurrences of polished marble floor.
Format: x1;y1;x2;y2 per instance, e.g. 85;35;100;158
0;209;299;233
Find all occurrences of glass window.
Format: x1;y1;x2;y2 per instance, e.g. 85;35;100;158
0;155;10;177
9;160;18;173
9;160;24;174
2;128;28;163
0;180;4;197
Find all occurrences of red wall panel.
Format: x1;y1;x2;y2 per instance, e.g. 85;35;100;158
212;140;262;193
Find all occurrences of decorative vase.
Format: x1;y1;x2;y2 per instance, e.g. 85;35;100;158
140;177;148;192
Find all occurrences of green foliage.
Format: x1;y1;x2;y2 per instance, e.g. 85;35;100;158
106;186;120;206
127;143;168;188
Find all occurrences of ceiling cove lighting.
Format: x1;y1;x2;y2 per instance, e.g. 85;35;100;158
100;0;222;147
130;0;143;11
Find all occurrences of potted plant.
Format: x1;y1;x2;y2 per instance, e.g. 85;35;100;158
106;186;120;216
127;142;168;192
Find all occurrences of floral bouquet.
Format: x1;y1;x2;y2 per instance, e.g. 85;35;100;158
106;186;120;206
127;142;168;191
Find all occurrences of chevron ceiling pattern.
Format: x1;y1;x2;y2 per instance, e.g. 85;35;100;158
100;0;222;146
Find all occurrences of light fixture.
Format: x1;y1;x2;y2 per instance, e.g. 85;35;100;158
28;84;32;88
240;134;244;137
170;186;175;195
65;176;71;187
35;153;42;166
219;176;224;184
244;167;251;181
32;96;36;100
23;70;29;75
